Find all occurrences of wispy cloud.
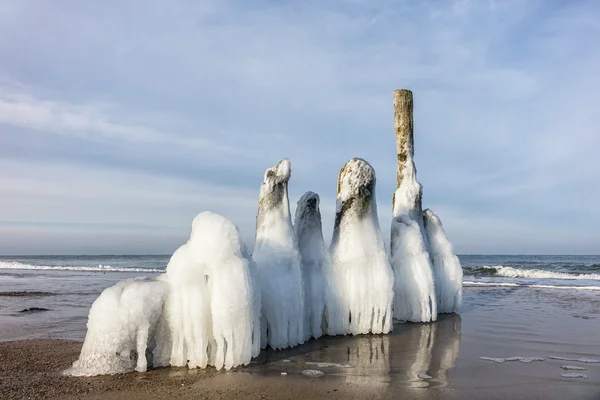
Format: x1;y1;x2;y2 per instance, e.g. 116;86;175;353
0;0;598;254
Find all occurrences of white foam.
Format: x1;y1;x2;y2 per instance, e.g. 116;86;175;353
463;281;600;291
548;356;600;363
0;261;163;273
305;362;353;368
530;284;600;291
561;365;587;371
560;373;587;379
463;281;520;287
470;266;600;280
301;369;324;377
479;357;544;364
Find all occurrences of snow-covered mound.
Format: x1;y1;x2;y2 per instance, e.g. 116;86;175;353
65;275;169;376
423;209;462;313
328;158;394;335
159;212;260;370
294;191;327;340
391;215;437;322
253;159;305;349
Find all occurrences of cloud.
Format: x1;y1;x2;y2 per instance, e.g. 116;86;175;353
0;0;599;254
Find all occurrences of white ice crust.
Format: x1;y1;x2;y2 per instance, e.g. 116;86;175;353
65;275;169;376
253;159;306;349
294;191;327;340
327;158;394;336
160;212;261;371
390;215;437;322
67;212;260;376
423;209;463;314
390;152;437;322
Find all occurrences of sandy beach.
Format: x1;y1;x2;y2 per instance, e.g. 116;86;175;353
2;285;599;400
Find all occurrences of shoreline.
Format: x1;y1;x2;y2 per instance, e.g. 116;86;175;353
2;296;600;400
2;283;600;399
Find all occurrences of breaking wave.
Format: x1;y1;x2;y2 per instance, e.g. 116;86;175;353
0;261;164;273
463;281;600;291
463;266;600;281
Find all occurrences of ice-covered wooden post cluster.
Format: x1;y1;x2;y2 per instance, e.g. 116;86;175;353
390;89;462;320
390;89;437;323
327;158;394;335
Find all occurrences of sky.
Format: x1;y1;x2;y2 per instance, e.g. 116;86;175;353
0;0;599;255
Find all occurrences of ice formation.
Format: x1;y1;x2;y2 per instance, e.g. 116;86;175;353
158;212;261;371
65;275;169;376
390;214;437;322
390;160;437;323
389;89;437;323
327;158;394;336
253;159;305;349
423;209;463;314
294;191;327;340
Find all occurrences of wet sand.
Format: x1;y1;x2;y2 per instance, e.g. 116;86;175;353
2;286;600;399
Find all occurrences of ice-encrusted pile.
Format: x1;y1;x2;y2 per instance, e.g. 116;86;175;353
65;276;169;376
253;159;306;349
159;212;260;370
66;212;260;376
424;209;463;314
391;214;437;322
390;136;463;321
66;151;463;376
294;191;327;340
327;158;394;335
390;155;437;322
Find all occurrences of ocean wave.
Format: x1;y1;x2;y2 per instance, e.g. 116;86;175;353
463;281;600;291
463;266;600;280
0;261;164;273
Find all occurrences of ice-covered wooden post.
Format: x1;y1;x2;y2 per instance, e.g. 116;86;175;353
389;89;437;322
392;89;421;214
394;89;414;189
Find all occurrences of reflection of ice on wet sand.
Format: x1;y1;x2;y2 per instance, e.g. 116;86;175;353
246;314;462;391
429;315;462;386
342;334;390;385
392;314;462;388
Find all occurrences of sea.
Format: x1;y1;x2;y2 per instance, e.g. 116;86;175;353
1;254;600;342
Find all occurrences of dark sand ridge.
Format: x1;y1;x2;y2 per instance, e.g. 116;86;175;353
2;287;600;400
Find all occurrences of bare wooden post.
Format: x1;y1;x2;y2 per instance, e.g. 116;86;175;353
394;89;414;190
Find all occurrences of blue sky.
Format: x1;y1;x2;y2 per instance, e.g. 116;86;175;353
1;0;599;255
